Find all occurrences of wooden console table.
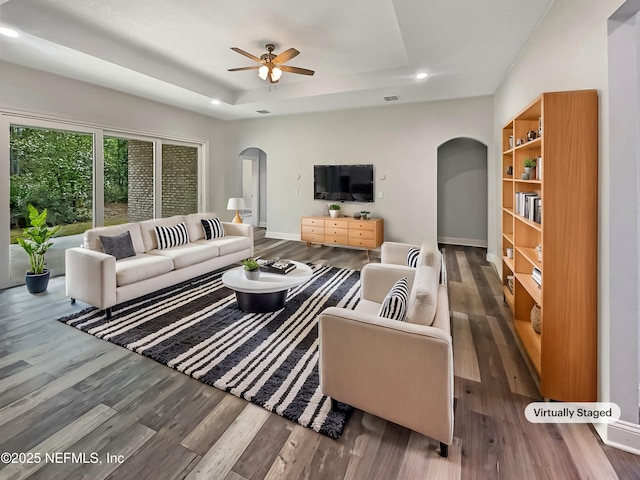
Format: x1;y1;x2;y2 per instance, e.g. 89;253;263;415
301;216;384;256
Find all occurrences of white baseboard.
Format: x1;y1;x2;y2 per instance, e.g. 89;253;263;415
597;420;640;455
486;253;501;276
438;236;488;248
265;231;300;241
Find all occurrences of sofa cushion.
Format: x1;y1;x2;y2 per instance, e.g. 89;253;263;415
201;217;225;240
138;216;186;251
406;265;439;326
378;277;409;321
195;235;252;256
148;243;220;269
115;254;174;287
99;231;136;260
185;212;218;242
85;223;145;254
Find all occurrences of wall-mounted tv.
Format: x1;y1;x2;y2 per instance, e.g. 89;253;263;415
314;164;374;202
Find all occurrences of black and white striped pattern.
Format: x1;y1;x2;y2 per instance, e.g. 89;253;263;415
378;277;409;321
58;265;361;439
155;222;189;249
406;246;420;268
201;217;225;240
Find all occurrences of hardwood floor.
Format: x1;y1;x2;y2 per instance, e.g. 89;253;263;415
0;232;637;479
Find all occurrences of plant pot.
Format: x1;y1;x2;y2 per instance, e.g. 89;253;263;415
329;210;340;218
25;269;50;294
525;167;533;176
361;213;370;220
245;269;260;280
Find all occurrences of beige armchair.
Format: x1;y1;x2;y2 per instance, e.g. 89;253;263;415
318;242;453;457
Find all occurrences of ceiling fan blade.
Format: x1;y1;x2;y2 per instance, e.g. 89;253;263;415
273;48;300;64
230;47;262;63
227;66;261;72
279;65;315;76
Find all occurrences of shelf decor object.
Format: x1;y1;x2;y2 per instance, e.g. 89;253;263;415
500;90;598;402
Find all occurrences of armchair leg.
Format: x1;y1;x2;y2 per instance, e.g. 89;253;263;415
439;442;448;458
105;307;112;320
330;398;339;411
70;298;76;305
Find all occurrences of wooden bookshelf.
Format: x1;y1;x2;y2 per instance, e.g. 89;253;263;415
501;90;598;402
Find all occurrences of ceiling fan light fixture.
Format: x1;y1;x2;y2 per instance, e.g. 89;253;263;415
258;65;269;80
271;67;283;82
416;72;428;80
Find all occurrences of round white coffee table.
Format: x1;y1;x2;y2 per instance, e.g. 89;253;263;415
221;261;313;313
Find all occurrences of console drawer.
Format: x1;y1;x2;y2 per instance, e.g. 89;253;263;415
349;238;376;248
349;229;374;240
351;221;376;231
302;225;325;235
325;219;349;229
326;227;348;237
302;233;325;244
325;235;348;245
302;217;325;227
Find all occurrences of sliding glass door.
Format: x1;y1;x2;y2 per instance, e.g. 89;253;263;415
1;114;206;289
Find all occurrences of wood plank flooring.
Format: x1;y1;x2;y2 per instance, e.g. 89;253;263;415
0;233;637;479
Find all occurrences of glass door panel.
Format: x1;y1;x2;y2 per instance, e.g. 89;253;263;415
104;136;154;224
161;144;198;217
9;125;93;282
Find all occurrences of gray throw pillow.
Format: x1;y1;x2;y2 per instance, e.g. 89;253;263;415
99;230;136;260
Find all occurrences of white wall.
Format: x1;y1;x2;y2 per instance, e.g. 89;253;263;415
225;96;494;245
493;0;640;451
0;61;228;213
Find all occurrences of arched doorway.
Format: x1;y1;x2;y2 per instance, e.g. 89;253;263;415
437;138;488;247
238;148;267;227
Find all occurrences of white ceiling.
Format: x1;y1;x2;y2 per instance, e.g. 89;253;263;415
0;0;552;121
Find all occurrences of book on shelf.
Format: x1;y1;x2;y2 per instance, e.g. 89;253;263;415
258;259;297;274
515;191;542;224
532;267;542;287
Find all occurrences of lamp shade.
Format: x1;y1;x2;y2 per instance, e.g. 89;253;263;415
227;197;246;210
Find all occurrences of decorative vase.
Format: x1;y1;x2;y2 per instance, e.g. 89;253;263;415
531;304;541;334
329;209;340;218
353;212;361;219
25;269;50;294
245;270;260;280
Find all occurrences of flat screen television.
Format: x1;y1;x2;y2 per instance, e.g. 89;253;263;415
313;164;374;202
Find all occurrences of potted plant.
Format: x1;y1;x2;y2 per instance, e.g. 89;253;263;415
242;257;261;280
360;210;371;220
524;158;537;179
328;203;341;218
16;204;60;293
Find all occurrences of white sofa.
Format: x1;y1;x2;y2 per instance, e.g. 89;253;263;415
318;242;453;457
65;213;253;318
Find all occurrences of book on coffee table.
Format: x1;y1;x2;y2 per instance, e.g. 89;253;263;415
258;259;297;274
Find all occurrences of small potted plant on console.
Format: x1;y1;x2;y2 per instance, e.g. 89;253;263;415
328;203;341;218
242;258;261;280
360;210;371;220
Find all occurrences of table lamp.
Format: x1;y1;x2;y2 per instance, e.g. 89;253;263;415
227;197;246;223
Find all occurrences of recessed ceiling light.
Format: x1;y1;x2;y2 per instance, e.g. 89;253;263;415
211;99;221;105
416;72;428;80
0;27;19;38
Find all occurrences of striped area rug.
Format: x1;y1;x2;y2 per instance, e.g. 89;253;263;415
58;265;360;439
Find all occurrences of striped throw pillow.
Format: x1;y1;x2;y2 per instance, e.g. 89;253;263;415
407;247;420;268
155;222;189;249
378;277;409;321
201;217;225;240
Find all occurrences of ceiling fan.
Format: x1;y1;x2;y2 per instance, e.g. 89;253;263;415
228;43;315;84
